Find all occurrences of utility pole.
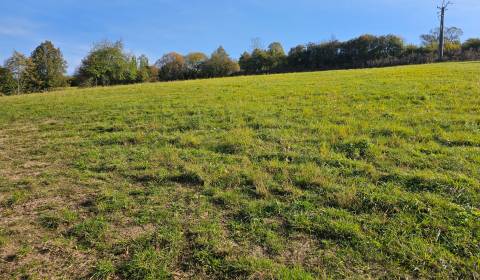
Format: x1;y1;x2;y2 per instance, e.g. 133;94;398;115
437;0;452;61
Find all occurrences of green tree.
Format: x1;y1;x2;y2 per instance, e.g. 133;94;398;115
125;55;138;83
29;41;67;91
376;35;405;58
251;48;270;73
267;42;286;71
268;42;285;56
306;40;342;69
4;51;29;94
239;52;254;74
342;34;378;65
0;67;16;95
201;47;239;77
287;45;307;70
239;42;286;74
136;55;151;83
75;41;130;86
462;38;480;52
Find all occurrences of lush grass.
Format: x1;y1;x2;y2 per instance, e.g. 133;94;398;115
0;62;479;279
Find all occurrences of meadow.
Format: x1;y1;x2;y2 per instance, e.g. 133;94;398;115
0;62;479;279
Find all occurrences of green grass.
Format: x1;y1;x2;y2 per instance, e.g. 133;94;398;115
0;62;479;279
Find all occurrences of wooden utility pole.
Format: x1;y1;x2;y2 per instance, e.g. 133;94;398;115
437;0;452;61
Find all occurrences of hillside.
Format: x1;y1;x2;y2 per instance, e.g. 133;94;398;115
0;62;479;279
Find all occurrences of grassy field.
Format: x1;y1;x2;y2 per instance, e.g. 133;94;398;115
0;62;479;279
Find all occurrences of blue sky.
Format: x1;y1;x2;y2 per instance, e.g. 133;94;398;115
1;0;479;74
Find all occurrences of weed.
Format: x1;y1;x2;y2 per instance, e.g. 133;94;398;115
38;214;62;229
91;260;115;280
69;217;108;247
120;248;171;280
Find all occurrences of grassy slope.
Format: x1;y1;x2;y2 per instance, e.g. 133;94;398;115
0;62;479;279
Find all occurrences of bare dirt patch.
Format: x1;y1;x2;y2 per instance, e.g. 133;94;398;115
0;124;98;279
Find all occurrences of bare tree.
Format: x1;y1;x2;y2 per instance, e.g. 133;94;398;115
250;37;264;51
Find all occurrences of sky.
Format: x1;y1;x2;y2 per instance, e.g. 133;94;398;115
1;0;479;74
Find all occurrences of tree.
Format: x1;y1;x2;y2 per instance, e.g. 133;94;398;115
29;41;67;91
421;27;463;50
250;48;270;73
287;45;307;70
4;51;28;94
147;66;159;83
75;41;130;86
155;52;187;81
444;27;463;44
341;34;379;66
136;55;151;83
185;52;208;79
462;38;480;52
444;41;462;56
0;67;16;95
239;52;254;74
124;55;139;83
268;42;285;56
375;35;404;58
267;42;286;71
240;42;287;74
305;40;342;69
201;47;239;77
250;37;264;51
420;32;438;50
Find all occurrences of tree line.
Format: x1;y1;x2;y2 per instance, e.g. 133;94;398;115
1;27;480;95
72;41;240;87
